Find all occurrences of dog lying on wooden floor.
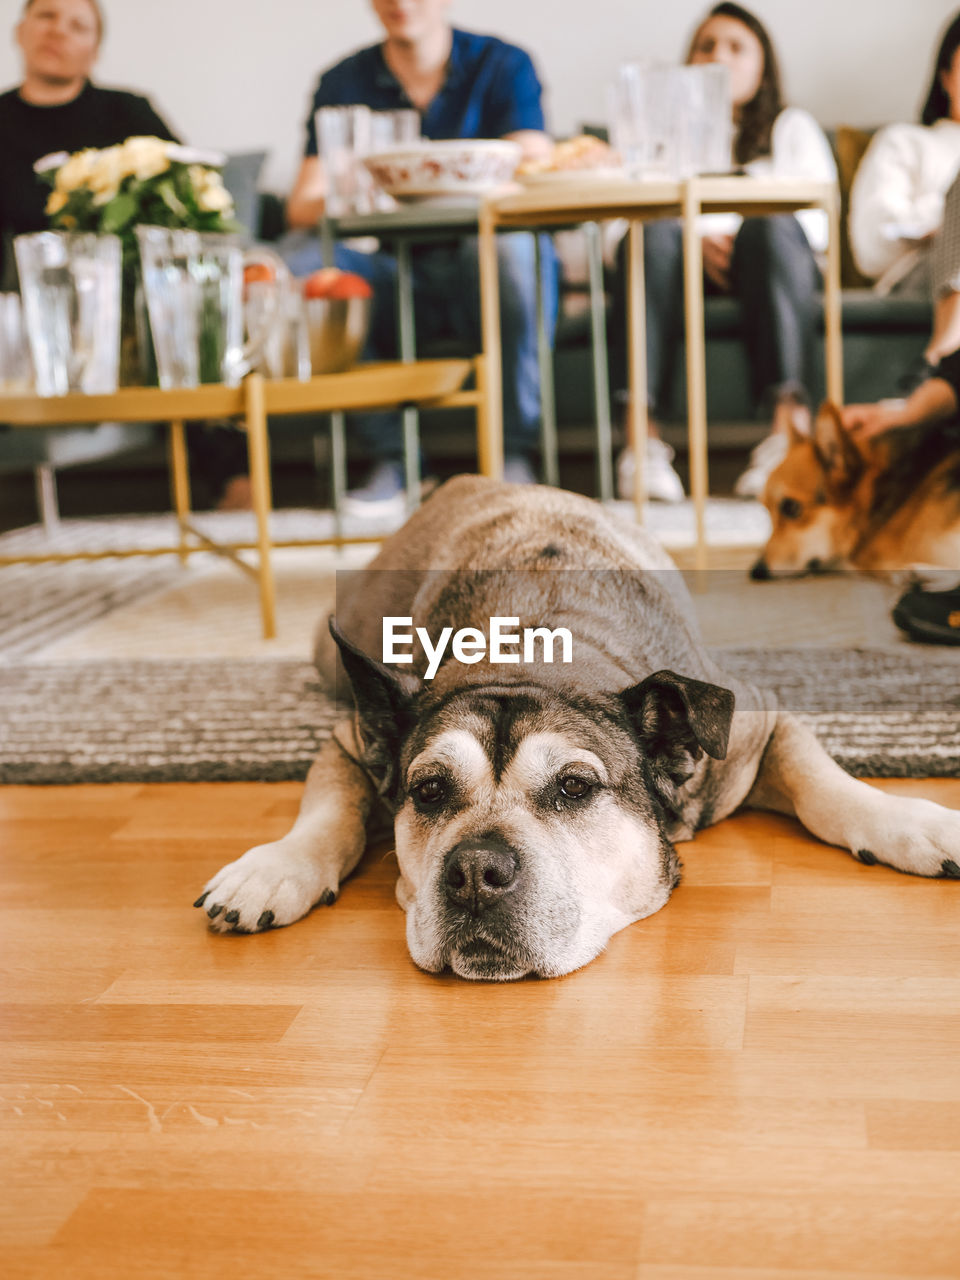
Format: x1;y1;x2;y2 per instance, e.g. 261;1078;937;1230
753;402;960;579
194;478;960;979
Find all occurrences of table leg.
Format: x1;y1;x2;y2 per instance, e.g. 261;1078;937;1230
395;238;422;512
320;217;334;271
330;409;347;544
823;189;844;406
243;373;277;641
477;204;504;479
585;222;614;503
626;220;648;524
534;233;558;487
167;419;192;566
682;181;709;571
472;352;491;479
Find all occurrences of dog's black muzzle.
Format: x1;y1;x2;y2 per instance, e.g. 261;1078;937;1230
443;834;520;917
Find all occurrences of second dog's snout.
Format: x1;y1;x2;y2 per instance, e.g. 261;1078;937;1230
443;841;519;913
750;559;771;581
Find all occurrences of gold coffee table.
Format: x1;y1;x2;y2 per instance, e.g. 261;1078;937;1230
0;358;487;639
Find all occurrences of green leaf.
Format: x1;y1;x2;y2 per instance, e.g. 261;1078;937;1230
156;179;189;219
99;192;139;234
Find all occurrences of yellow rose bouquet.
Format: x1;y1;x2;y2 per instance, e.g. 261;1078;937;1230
36;136;237;249
34;137;240;383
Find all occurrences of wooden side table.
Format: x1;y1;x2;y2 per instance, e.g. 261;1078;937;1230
0;358;485;639
479;176;842;568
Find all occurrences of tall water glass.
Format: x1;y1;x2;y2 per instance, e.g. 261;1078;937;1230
316;106;373;216
14;232;121;396
609;65;680;179
610;63;733;180
0;293;33;393
137;227;284;388
677;64;733;176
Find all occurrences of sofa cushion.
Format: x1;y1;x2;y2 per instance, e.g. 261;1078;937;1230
833;126;875;288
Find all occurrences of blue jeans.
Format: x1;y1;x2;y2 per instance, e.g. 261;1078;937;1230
280;231;559;464
609;215;820;417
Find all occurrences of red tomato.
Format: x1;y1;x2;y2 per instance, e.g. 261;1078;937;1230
326;273;373;301
243;262;276;285
302;268;343;299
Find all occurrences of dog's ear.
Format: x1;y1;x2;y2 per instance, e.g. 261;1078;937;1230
329;617;422;801
783;400;811;449
813;403;862;494
621;670;735;810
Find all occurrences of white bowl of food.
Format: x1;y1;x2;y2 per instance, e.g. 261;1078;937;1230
362;139;521;202
516;135;624;185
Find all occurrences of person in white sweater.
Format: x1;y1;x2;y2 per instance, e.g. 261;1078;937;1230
850;10;960;367
611;2;837;501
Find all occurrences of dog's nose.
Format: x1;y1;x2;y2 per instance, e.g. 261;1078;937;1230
443;842;519;913
750;558;771;581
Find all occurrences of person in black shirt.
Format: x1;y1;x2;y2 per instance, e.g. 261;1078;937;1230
0;0;177;288
843;351;960;644
1;0;254;509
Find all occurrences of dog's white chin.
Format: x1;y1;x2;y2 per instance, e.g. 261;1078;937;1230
448;947;530;982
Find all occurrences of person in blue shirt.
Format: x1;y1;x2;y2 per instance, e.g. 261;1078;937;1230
283;0;558;515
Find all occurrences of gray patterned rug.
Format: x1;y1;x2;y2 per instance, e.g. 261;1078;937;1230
1;649;958;784
0;502;771;663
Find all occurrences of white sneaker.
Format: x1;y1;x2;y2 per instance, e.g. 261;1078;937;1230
734;432;789;499
502;455;538;486
341;461;408;520
617;437;684;503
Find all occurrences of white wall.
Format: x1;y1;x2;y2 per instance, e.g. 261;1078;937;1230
1;0;954;192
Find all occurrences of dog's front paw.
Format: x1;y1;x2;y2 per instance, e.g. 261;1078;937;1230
194;842;338;933
853;795;960;878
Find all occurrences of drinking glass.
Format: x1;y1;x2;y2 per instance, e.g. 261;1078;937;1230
677;64;733;176
610;63;733;180
136;227;285;389
609;64;680;179
316;106;373;216
248;278;310;381
0;293;33;393
14;231;121;396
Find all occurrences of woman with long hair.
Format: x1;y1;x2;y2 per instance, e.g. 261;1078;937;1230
850;12;960;300
850;10;960;373
613;1;837;501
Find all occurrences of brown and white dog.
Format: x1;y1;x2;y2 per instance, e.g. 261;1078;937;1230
752;404;960;579
195;477;960;981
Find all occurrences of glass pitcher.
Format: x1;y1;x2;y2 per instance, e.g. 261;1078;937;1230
136;227;286;389
14;231;121;396
0;293;33;393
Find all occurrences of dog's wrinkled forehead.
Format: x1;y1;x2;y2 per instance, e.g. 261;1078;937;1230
400;686;633;785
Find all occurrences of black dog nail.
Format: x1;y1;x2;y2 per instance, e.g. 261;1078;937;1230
207;903;225;919
224;910;240;924
320;889;337;907
857;849;878;866
940;859;960;879
193;892;209;908
257;910;275;930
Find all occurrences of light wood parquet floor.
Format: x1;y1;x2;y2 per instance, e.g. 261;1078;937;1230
3;777;960;1279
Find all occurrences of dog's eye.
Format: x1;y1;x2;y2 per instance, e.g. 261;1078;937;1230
559;775;591;799
779;497;803;520
413;777;446;807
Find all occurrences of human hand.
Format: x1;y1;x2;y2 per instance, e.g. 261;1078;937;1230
702;234;734;291
841;402;901;440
